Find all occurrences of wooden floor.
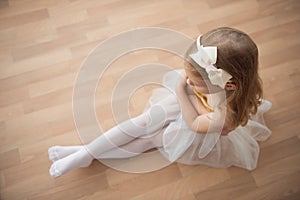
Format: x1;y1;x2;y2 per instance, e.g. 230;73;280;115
1;0;300;199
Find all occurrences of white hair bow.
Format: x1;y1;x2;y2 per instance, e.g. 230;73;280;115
189;35;232;88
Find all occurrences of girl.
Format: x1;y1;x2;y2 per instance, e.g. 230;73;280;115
48;27;271;178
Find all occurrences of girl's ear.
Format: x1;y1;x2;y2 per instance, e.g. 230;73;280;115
225;81;236;91
186;78;194;86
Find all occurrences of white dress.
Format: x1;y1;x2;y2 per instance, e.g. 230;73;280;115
148;70;272;170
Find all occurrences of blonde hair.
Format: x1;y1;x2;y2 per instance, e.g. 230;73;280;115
185;27;263;127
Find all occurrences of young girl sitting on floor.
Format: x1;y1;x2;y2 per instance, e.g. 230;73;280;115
48;27;271;178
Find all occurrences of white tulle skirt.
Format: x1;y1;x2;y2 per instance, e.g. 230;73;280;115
148;70;272;170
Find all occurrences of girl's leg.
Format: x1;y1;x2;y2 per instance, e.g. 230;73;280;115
47;107;160;162
97;128;164;159
48;94;178;161
49;95;177;178
49;123;164;178
85;104;166;159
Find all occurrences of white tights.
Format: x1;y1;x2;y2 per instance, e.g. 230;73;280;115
48;95;178;178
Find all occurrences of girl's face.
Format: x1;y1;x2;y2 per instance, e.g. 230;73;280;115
185;68;210;94
184;67;222;94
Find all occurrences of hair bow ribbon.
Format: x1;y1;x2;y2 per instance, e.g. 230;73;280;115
189;35;232;88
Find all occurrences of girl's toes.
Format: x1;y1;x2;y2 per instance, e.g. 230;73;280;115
48;146;59;162
49;163;62;178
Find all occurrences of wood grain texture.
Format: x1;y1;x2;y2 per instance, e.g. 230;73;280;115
0;0;299;199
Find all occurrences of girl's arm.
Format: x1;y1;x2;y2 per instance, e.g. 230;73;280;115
175;73;211;133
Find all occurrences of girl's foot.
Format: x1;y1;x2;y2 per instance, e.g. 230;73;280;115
49;148;93;178
48;146;82;162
